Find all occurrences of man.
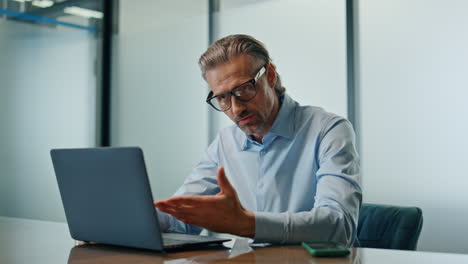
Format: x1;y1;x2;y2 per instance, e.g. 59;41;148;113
155;35;362;245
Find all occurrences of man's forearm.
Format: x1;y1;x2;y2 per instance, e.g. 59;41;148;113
253;207;357;246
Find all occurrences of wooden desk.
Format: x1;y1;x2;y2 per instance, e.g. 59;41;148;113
1;216;468;264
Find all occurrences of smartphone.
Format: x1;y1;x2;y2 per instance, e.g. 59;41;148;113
301;241;351;257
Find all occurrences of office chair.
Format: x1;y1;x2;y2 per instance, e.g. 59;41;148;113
356;203;423;250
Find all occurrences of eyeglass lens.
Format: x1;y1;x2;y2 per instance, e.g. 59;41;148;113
210;82;256;111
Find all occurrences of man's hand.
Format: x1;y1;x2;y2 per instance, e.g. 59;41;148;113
154;167;255;238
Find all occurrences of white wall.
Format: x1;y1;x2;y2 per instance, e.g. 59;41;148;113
358;0;468;253
111;0;209;201
211;0;348;134
0;20;97;222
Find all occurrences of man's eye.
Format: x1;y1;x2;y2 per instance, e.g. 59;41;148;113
217;94;228;101
234;89;244;97
242;84;255;92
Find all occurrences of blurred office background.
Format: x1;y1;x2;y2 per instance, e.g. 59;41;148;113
0;0;467;254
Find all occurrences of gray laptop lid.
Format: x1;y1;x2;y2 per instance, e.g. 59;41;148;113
51;147;164;251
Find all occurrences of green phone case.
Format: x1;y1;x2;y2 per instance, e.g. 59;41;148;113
301;242;351;257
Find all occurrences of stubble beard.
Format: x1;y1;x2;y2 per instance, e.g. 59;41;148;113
237;114;266;137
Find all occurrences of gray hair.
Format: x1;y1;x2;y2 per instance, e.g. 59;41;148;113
198;34;285;97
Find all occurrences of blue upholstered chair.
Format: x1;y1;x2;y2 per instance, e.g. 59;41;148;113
356;203;423;250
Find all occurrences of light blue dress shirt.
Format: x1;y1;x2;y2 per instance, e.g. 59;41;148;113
158;94;362;246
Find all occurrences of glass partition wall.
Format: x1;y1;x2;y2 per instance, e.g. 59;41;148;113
0;0;104;222
110;0;209;201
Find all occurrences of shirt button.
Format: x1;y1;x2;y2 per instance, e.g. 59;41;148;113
258;182;264;188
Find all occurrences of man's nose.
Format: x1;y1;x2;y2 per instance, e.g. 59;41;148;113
230;96;246;116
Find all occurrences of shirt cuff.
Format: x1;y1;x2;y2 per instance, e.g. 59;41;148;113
156;210;171;232
254;211;288;243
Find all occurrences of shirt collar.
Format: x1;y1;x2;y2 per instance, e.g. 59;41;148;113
238;93;297;151
267;94;296;140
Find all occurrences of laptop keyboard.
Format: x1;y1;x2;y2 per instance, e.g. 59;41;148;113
162;233;227;247
162;237;189;246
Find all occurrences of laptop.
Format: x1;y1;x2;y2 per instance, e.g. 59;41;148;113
50;147;230;251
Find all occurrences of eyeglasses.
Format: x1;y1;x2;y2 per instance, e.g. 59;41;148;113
206;66;266;112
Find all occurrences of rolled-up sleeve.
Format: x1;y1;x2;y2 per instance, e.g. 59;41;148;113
254;120;362;246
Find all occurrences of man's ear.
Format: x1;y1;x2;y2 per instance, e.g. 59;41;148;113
266;62;277;89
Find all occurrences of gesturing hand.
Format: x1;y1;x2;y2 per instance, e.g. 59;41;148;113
154;167;255;238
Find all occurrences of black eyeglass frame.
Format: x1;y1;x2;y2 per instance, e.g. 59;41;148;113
206;65;266;112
